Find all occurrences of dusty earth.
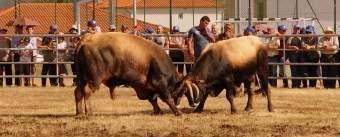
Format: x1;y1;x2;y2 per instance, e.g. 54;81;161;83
0;86;340;137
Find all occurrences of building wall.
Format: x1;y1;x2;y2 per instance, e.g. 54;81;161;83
119;8;223;32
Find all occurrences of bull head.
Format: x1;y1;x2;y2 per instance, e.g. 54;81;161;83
173;76;203;107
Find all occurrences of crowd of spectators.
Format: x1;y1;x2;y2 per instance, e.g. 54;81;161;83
0;17;340;89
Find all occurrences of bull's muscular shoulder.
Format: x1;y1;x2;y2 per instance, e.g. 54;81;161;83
80;32;165;55
210;36;265;69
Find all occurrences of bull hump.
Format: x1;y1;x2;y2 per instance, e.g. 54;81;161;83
217;37;261;68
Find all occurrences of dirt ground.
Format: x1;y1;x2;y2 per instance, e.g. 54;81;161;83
0;85;340;137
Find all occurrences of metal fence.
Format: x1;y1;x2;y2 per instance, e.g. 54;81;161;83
1;33;340;81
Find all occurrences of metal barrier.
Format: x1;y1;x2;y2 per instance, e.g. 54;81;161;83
1;33;340;85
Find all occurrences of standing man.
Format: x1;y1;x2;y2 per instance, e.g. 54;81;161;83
318;27;339;89
302;25;319;88
11;25;25;86
287;24;304;88
187;16;215;59
0;28;12;87
40;24;58;87
26;26;40;87
277;25;289;88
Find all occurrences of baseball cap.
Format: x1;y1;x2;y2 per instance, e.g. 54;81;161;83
278;25;287;31
305;25;314;33
172;25;180;32
144;27;154;34
293;24;300;29
244;26;255;33
50;24;58;31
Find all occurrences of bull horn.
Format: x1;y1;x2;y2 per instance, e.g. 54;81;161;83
185;81;193;99
191;83;200;104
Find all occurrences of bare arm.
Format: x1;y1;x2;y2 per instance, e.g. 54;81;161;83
187;37;194;57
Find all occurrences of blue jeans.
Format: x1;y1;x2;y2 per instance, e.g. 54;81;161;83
268;55;288;87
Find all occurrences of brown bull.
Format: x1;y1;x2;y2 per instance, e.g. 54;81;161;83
173;36;274;114
74;32;182;116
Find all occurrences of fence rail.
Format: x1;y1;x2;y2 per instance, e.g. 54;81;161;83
0;34;340;81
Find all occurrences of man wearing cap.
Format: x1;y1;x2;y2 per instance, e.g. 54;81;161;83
302;25;319;88
243;26;255;36
318;26;339;88
26;26;41;87
83;20;101;34
143;27;154;40
287;24;305;88
0;28;12;86
39;24;58;87
266;25;289;88
187;16;215;59
11;25;25;86
276;25;289;88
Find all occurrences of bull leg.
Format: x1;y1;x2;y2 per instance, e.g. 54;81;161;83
148;97;163;115
267;88;274;112
225;78;237;114
84;84;94;115
194;92;209;113
74;86;84;115
109;86;116;100
244;80;255;112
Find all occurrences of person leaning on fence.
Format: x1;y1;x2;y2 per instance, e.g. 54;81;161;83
152;25;169;54
301;25;319;88
276;25;289;88
243;26;255;36
318;27;339;89
82;20;101;34
217;23;235;41
266;26;282;87
66;26;79;86
39;24;58;87
0;28;12;86
286;24;305;88
17;37;33;87
187;16;216;59
143;27;154;40
68;36;80;86
55;32;68;87
26;26;40;87
169;25;186;78
11;25;25;86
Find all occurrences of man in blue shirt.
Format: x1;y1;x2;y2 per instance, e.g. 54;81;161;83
187;16;215;59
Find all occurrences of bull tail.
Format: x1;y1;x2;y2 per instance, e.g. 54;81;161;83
256;47;270;96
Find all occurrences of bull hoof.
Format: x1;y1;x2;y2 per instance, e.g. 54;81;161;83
152;110;164;115
189;103;198;108
174;111;183;116
268;107;274;112
244;107;254;112
194;108;203;113
75;114;88;120
230;110;238;114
